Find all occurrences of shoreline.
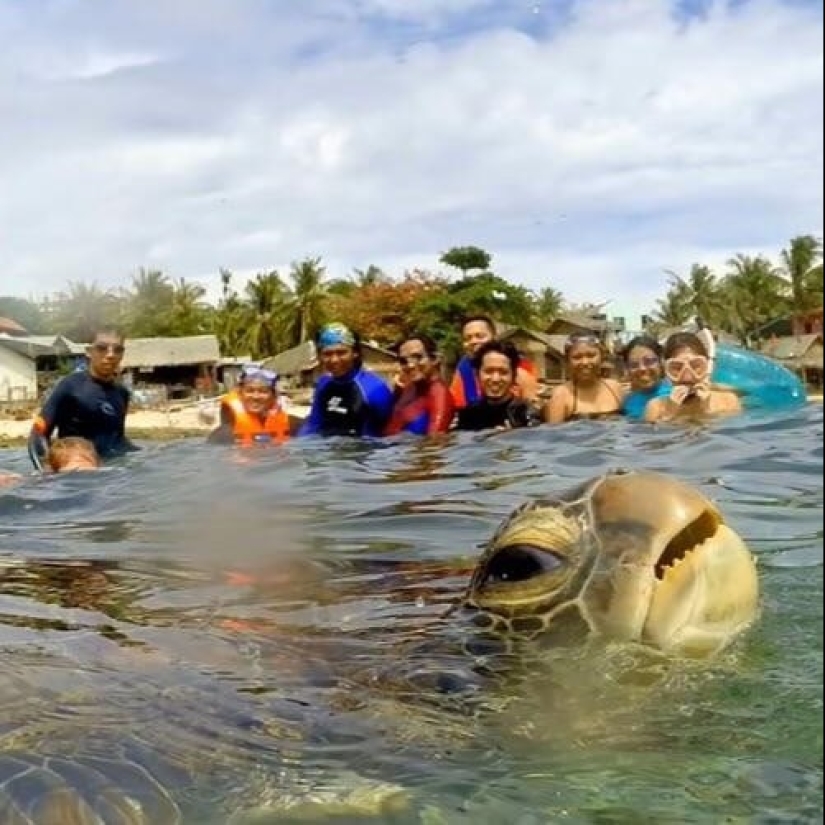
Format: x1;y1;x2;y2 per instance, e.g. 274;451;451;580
1;396;821;450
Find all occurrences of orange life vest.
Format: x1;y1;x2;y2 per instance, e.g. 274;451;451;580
223;392;290;445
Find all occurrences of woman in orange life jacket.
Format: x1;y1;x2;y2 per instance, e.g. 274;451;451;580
449;315;539;409
208;365;292;445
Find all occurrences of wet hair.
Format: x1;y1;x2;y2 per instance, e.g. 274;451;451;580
663;332;708;360
91;326;125;344
461;315;497;336
395;333;438;357
47;437;100;472
472;340;520;374
623;335;663;359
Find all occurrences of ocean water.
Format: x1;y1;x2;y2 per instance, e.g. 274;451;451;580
0;405;822;823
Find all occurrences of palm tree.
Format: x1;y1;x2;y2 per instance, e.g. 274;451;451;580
169;278;211;335
123;269;175;336
352;265;388;288
286;257;329;345
243;271;290;358
779;235;823;313
722;254;789;343
50;281;120;342
662;264;725;327
652;280;692;327
534;286;565;328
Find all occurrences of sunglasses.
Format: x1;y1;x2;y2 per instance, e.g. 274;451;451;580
90;343;125;355
664;355;708;381
240;366;279;386
398;352;428;367
627;355;660;371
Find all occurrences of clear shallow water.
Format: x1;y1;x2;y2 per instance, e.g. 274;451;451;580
0;406;822;823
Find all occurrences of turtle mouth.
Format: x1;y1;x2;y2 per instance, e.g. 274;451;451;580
654;507;721;580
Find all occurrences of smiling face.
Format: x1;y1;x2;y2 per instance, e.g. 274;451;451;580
566;341;603;384
664;345;709;388
398;338;437;384
462;471;759;657
86;332;125;382
320;345;358;379
626;344;663;392
478;351;516;401
239;380;276;415
462;320;495;357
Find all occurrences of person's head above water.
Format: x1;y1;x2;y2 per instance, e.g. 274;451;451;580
85;327;126;383
624;335;665;393
564;333;604;385
663;332;710;388
317;323;362;378
47;437;101;473
238;365;279;415
460;315;497;357
471;341;520;401
395;333;441;384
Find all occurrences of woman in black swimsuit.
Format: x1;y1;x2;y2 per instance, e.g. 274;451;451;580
543;334;625;424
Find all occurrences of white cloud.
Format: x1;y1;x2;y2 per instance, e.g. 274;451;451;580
0;0;821;327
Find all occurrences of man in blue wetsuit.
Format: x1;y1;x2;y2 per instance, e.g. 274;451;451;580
28;327;139;468
299;323;394;438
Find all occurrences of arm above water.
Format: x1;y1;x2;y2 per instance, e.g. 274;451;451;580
359;373;394;437
426;382;455;434
118;388;141;452
28;376;72;469
298;376;331;436
543;383;572;424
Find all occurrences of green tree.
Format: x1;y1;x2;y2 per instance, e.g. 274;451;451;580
721;254;789;343
533;286;565;327
49;281;121;342
439;246;492;278
779;235;823;313
122;269;175;336
213;269;248;356
242;271;290;358
169;278;213;336
285;257;329;345
0;296;46;333
662;264;725;327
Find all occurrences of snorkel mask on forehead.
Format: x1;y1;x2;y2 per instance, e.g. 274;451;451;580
239;365;279;388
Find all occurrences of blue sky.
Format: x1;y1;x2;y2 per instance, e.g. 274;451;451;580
0;0;822;328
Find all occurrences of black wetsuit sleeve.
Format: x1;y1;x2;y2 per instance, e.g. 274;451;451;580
119;387;141;452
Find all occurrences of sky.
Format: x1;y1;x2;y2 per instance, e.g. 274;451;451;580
0;0;822;328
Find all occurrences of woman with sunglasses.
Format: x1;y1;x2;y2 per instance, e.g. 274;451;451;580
543;334;624;424
644;332;742;423
385;334;454;436
209;366;294;445
621;335;672;420
27;327;139;468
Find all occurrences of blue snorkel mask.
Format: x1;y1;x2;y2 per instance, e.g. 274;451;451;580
239;365;279;388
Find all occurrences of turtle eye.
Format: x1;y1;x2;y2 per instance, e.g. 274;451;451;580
482;544;564;585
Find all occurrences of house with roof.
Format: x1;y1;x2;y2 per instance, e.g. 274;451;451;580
120;335;221;401
0;333;85;402
496;325;567;381
760;334;823;388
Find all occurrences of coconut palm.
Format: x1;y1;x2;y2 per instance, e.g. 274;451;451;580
242;271;290;358
285;257;330;345
779;235;823;313
50;281;121;342
721;254;790;343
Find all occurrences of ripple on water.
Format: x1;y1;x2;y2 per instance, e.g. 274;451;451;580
0;405;822;821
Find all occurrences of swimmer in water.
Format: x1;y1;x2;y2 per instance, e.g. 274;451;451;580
47;437;101;473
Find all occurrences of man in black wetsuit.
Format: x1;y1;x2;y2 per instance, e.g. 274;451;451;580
456;341;541;432
28;327;139;467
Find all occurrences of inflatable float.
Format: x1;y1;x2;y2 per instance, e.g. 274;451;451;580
696;326;808;411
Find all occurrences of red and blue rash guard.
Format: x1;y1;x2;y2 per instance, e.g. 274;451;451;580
384;379;455;436
299;367;394;438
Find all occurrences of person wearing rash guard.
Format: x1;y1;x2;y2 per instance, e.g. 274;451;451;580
621;335;672;420
384;334;454;436
456;341;542;432
299;323;394;438
449;315;538;409
28;328;139;469
209;365;296;445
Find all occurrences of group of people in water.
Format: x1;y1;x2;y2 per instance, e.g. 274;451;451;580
0;313;743;483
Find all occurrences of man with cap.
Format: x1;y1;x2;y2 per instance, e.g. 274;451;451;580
300;323;394;438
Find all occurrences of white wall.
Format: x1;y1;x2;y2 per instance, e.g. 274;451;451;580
0;345;37;401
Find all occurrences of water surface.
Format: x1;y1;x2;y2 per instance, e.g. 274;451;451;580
1;406;822;823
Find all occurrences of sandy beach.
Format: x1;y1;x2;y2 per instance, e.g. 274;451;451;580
0;400;311;448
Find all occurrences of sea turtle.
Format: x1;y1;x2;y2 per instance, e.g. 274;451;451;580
460;469;759;658
0;470;759;822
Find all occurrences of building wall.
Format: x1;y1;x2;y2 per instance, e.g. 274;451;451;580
793;309;823;336
0;346;37;401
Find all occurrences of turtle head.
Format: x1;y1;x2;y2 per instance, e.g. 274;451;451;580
462;471;759;657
